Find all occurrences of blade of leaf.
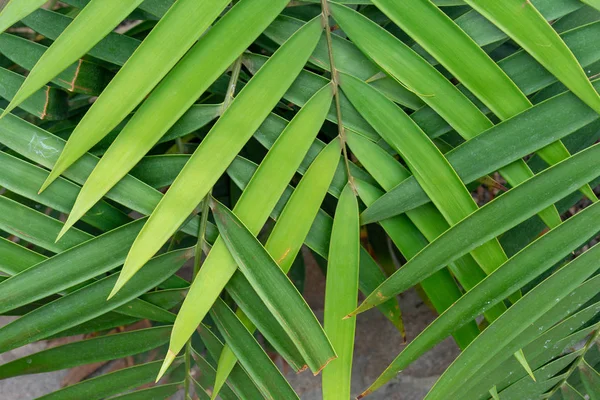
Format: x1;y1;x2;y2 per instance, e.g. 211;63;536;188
329;2;565;229
351;141;600;316
464;0;600;116
0;0;46;33
0;248;193;353
0;33;112;96
362;79;600;224
561;383;587;400
36;359;183;400
372;0;596;204
579;359;600;399
195;324;264;400
423;244;600;400
158;76;333;380
211;198;337;371
1;0;144;118
0;109;216;241
322;184;360;399
353;178;480;350
213;136;342;398
210;298;300;399
36;0;230;191
111;17;323;296
339;73;512;288
0;326;171;379
360;200;600;395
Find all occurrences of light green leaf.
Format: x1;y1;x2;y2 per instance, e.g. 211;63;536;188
322;184;360;400
465;0;600;117
22;7;140;65
212;136;341;399
112;17;323;297
161;79;333;380
0;33;112;96
0;0;46;33
38;0;231;192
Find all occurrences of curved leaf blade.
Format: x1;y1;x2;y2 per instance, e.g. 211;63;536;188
212;136;342;398
112;16;323;298
211;198;337;374
352;142;600;316
38;0;231;191
1;0;144;117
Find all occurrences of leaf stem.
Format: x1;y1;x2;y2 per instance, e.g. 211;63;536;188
183;55;244;399
320;0;355;191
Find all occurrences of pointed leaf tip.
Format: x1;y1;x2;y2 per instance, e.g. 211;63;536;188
156;350;177;383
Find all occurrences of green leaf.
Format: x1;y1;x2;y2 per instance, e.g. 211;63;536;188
0;247;193;353
212;136;341;398
465;0;600;117
0;66;68;120
211;198;336;372
375;0;596;204
107;384;181;400
0;195;91;253
0;33;112;96
162;80;333;380
1;0;143;118
38;0;231;192
112;17;323;297
0;219;144;314
0;237;45;275
497;352;579;400
579;360;600;400
346;130;498;316
339;72;510;285
0;110;216;241
329;2;564;227
210;298;299;399
583;0;600;11
360;200;600;395
22;8;140;66
322;184;360;400
353;178;480;350
36;359;183;400
423;244;600;400
263;15;423;109
0;326;171;378
0;0;46;33
561;383;587;400
0;151;131;233
362;79;600;224
351;141;600;315
195;324;264;400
